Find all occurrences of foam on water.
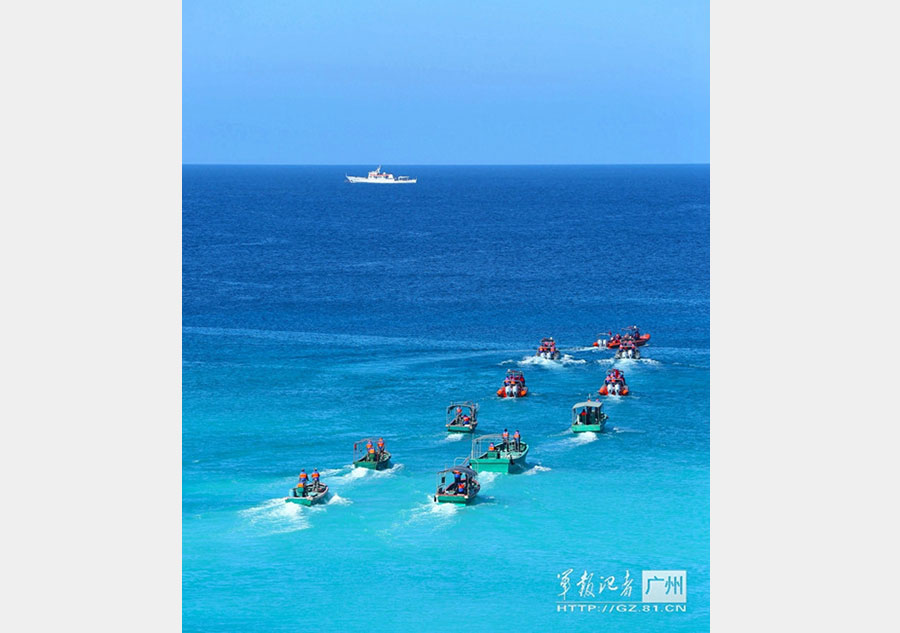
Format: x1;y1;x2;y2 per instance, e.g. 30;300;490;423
475;471;499;487
372;463;403;477
407;495;461;524
328;467;370;484
442;434;464;442
240;498;312;534
525;465;552;475
516;354;586;368
325;493;352;506
566;431;599;445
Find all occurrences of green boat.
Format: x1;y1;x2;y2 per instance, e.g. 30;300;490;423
285;483;330;506
571;399;608;433
434;464;481;504
352;437;392;470
446;401;478;434
468;433;529;473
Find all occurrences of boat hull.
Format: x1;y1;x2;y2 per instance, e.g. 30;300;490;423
435;493;474;504
497;387;528;398
285;485;329;506
353;456;392;470
599;384;629;396
607;334;650;348
346;176;416;184
446;424;476;433
353;450;392;470
572;423;606;433
470;446;529;473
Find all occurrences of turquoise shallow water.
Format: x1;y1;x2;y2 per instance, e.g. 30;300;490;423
183;165;709;631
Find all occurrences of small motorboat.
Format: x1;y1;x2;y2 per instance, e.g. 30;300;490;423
615;341;641;359
598;369;630;396
352;437;392;470
468;432;529;473
607;326;651;348
285;476;330;506
536;337;560;360
434;464;481;504
571;399;608;433
446;401;479;434
497;369;528;398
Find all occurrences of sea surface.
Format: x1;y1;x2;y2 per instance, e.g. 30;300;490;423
183;165;710;632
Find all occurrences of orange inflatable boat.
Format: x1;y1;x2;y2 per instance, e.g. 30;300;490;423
498;369;528;398
598;369;630;396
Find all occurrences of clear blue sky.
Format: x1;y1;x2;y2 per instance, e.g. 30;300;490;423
183;0;709;164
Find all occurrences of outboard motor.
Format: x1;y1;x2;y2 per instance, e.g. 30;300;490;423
505;385;513;397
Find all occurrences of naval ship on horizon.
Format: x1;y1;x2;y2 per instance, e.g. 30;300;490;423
345;166;416;184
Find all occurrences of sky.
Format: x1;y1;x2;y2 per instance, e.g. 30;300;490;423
183;0;709;164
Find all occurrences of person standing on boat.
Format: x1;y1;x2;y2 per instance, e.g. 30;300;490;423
452;469;462;488
502;429;509;448
366;440;375;462
513;430;521;450
298;470;309;497
455;406;463;424
377;438;385;458
311;468;321;491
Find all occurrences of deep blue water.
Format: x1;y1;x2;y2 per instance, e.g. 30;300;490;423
183;165;709;632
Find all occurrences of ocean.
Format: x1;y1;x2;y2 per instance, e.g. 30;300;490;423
183;165;710;632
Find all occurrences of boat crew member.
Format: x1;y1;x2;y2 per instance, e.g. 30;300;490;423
513;430;521;450
298;469;308;496
462;414;470;425
455;406;463;424
453;469;462;487
579;408;587;424
311;468;320;491
366;440;375;461
377;437;385;457
488;442;496;455
502;429;509;447
457;481;467;496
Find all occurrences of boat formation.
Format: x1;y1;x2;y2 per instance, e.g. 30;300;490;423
345;166;416;184
285;330;649;506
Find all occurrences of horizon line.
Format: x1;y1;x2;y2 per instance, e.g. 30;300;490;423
182;162;710;167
